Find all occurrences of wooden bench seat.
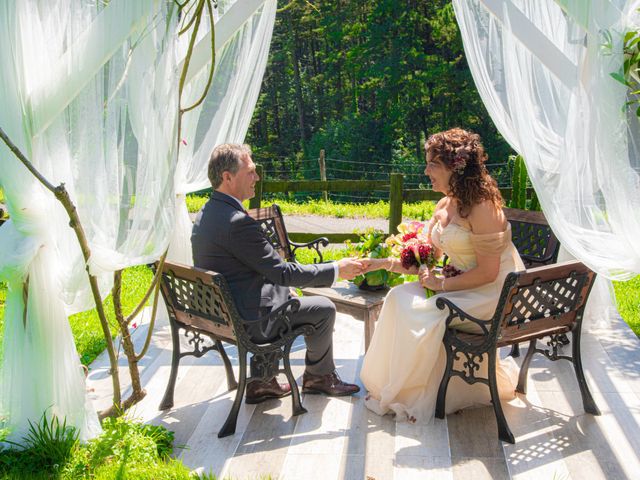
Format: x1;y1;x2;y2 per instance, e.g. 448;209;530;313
435;260;600;444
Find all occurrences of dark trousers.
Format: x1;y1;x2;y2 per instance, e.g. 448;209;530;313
249;296;336;378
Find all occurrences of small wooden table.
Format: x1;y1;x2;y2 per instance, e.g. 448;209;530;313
301;281;387;351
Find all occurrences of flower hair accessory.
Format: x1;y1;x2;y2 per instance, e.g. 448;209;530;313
451;153;467;174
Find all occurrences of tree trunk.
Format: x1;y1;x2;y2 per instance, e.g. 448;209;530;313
291;40;307;151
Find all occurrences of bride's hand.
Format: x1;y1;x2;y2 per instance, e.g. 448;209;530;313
420;271;442;291
418;264;434;283
360;257;387;273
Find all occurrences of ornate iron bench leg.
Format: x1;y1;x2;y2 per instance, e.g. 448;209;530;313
571;327;601;416
435;341;455;419
283;342;307;417
215;340;238;391
159;320;181;410
509;343;521;358
516;339;537;394
488;351;515;444
218;347;248;438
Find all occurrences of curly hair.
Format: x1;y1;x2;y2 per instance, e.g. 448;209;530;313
425;128;503;218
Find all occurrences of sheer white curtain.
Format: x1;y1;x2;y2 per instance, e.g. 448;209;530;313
168;0;276;265
453;0;640;325
0;0;179;442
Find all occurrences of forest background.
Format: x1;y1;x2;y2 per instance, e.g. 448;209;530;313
244;0;513;197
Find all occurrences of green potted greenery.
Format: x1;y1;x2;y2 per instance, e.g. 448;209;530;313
346;229;404;291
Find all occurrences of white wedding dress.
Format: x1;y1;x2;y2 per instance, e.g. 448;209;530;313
360;219;523;423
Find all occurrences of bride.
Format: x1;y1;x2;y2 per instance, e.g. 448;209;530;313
359;128;523;423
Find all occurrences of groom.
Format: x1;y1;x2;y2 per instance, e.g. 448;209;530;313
191;143;362;404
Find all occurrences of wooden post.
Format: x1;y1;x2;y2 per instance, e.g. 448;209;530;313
318;149;328;202
389;172;403;234
249;164;263;209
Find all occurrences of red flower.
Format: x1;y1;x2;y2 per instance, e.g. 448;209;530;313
401;247;417;269
401;231;418;242
400;242;437;270
442;264;463;278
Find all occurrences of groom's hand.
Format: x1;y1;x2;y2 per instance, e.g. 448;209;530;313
337;258;365;280
359;257;386;273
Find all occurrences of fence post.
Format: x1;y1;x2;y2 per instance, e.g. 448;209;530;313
249;164;263;209
389;172;403;234
319;149;328;202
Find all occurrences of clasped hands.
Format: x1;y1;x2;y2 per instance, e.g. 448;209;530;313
337;257;388;280
338;257;443;291
336;257;391;281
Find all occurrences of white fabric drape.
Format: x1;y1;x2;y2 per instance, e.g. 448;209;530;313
0;0;180;442
167;0;276;265
453;0;640;280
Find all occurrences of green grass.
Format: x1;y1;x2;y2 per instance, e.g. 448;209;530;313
68;266;153;366
614;276;640;334
0;414;219;479
186;195;437;221
0;266;153;367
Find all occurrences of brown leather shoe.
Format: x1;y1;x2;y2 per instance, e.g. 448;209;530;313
302;371;360;396
245;378;292;404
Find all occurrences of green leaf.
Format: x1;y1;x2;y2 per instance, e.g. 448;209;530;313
610;71;630;86
625;30;636;44
365;269;386;286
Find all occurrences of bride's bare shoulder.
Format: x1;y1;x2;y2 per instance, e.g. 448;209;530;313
468;200;506;234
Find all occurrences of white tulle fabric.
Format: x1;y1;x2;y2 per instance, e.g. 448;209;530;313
168;0;276;265
453;0;640;279
453;0;640;329
0;0;180;442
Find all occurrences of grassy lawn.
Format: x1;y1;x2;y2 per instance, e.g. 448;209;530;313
69;266;154;366
613;276;640;334
186;195;438;221
0;266;153;366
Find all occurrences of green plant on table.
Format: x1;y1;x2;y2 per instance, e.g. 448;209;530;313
346;228;404;290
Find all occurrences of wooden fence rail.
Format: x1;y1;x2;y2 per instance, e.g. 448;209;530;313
249;166;531;241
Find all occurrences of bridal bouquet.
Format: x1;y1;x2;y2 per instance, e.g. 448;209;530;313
387;221;439;298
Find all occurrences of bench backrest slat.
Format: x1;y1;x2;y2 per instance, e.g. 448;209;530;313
504;207;560;267
247;204;294;262
496;260;596;345
159;261;243;343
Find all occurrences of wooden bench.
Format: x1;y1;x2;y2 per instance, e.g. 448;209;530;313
247;203;329;262
504;207;562;356
504;207;560;268
157;261;315;438
435;260;600;444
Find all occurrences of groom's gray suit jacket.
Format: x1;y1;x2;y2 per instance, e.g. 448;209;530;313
191;191;335;334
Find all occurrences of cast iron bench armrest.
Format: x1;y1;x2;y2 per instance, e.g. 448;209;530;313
519;251;557;267
290;237;330;263
435;296;493;337
245;297;314;350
